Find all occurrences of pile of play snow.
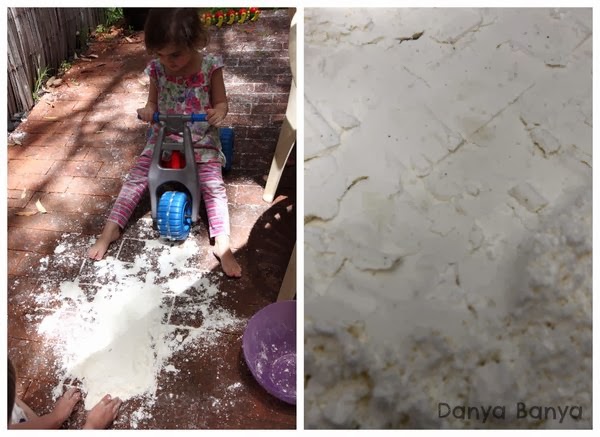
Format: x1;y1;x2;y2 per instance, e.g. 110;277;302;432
305;189;591;428
35;231;243;414
304;8;591;429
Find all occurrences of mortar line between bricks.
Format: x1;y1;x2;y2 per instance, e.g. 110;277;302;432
114;238;125;260
77;257;87;277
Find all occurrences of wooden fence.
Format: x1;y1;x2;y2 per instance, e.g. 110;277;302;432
7;8;107;116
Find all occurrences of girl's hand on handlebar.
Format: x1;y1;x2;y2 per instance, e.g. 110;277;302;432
206;108;227;127
137;106;155;122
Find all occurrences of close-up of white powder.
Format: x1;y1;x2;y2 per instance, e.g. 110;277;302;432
304;8;591;429
33;224;244;414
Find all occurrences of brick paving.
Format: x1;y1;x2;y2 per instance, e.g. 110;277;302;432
7;9;296;429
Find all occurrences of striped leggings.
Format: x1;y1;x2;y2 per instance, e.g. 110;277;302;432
107;150;230;237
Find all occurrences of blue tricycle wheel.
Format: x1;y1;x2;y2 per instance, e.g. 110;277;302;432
157;191;192;240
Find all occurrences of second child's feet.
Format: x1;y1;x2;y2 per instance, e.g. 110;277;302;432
88;222;121;260
83;394;122;429
214;235;242;278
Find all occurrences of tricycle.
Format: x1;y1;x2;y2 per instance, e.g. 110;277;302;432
147;112;234;241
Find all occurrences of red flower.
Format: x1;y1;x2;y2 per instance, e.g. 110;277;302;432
189;72;205;88
187;95;201;111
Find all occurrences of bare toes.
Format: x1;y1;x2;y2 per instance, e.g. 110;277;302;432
88;242;108;260
223;259;242;278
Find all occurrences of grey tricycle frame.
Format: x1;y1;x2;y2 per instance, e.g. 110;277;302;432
147;113;206;226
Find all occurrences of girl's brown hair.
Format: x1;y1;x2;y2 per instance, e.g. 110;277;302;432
144;8;209;53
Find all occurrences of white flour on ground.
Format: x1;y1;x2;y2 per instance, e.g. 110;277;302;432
36;233;244;411
304;8;591;429
306;189;591;429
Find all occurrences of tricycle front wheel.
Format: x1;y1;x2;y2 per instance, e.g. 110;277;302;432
157;191;192;240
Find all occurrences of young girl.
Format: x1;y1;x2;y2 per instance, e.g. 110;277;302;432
88;8;242;278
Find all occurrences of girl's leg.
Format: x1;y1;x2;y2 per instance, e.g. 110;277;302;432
15;397;38;420
198;160;241;277
88;151;153;260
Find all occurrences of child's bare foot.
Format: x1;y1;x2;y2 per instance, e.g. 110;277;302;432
88;222;121;260
83;394;122;429
214;235;242;278
50;387;81;424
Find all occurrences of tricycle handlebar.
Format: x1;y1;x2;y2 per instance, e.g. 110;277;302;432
152;112;207;123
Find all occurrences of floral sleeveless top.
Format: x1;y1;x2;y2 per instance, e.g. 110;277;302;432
143;53;225;165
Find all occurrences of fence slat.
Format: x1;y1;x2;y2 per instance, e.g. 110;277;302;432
7;7;107;116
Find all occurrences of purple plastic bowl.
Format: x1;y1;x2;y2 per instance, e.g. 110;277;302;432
242;300;296;405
